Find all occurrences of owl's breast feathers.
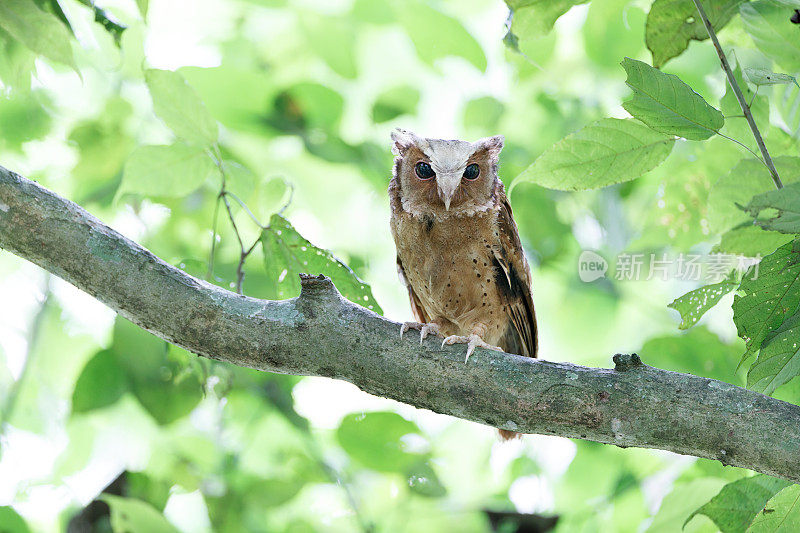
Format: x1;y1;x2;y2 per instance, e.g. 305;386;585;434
390;179;538;358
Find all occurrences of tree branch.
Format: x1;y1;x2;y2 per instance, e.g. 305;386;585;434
2;166;800;482
691;0;783;189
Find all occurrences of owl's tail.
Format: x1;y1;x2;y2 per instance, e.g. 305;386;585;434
497;429;522;441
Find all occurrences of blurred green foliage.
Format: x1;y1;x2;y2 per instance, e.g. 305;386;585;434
1;0;800;531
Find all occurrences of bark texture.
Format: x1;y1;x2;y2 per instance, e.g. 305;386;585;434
1;165;799;482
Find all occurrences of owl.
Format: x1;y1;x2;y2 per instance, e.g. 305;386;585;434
389;129;538;410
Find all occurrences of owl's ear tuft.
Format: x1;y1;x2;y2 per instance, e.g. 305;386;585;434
391;128;417;156
474;135;504;158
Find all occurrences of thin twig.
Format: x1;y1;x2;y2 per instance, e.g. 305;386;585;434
0;277;50;456
221;194;244;251
235;238;261;295
206;195;221;281
692;0;783;189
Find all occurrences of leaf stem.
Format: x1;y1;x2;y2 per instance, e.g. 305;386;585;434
691;0;783;189
715;130;771;170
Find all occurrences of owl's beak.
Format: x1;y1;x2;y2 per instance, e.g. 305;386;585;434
436;173;461;211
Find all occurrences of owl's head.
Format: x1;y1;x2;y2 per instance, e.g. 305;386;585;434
391;128;504;217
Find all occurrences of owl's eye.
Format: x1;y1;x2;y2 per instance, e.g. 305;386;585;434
415;161;435;180
463;163;480;180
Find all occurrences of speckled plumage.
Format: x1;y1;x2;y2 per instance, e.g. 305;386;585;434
388;129;538;381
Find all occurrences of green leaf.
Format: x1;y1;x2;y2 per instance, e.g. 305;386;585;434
300;14;357;79
687;475;791;532
714;225;793;258
748;484;800;532
745;68;800;88
260;214;383;313
708;157;800;234
179;66;273;134
743;182;800;234
639;327;743;383
747;306;800;394
669;274;738;330
0;28;35;91
649;478;729;532
621;57;724;140
135;0;148;17
513;118;674;191
0;90;52;151
740;1;800;73
463;96;505;132
71;349;128;413
507;0;589;37
406;460;447;498
733;239;800;362
0;0;76;70
267;82;344;132
336;412;424;472
69;97;135;205
109;319;203;425
396;0;486;72
582;0;646;69
144;68;219;146
371;86;420;123
0;507;30;533
102;495;180;533
645;0;744;68
119;143;217;198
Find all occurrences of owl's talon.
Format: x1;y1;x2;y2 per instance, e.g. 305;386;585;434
441;334;503;363
419;323;440;344
400;321;440;344
400;321;422;339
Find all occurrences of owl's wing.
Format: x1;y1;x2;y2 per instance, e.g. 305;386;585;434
397;257;430;324
493;193;538;358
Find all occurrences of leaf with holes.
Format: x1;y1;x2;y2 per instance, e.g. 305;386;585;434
621;57;724;140
745;68;800;88
669;274;738;330
260;214;382;313
513;118;674;191
686;474;791;532
743;181;800;234
733;239;800;364
645;0;744;68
